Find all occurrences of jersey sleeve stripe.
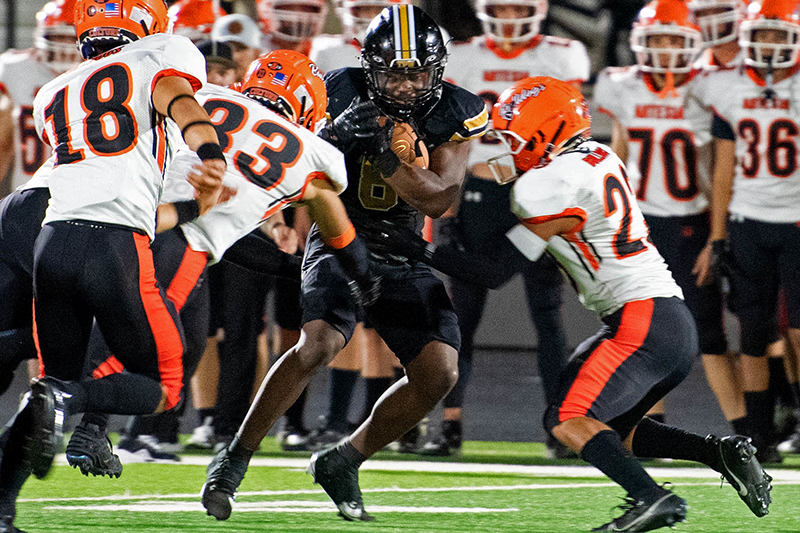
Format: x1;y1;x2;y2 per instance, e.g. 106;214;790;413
91;356;126;379
597;106;615;118
150;68;204;95
520;207;588;227
557;298;654;421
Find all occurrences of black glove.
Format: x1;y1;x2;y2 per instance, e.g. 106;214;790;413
437;217;466;251
348;274;381;308
364;118;401;177
361;220;433;261
318;97;384;152
710;239;733;282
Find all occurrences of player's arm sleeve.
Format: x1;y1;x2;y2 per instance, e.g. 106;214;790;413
448;90;490;142
509;171;581;222
152;34;207;93
565;41;591;84
711;112;735;141
221;230;301;281
592;69;620;119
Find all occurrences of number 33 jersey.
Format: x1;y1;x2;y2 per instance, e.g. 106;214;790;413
593;66;711;218
162;84;348;263
33;33;206;238
510;141;682;317
691;66;800;223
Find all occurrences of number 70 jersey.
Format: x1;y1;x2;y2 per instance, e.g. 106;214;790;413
510;141;682;318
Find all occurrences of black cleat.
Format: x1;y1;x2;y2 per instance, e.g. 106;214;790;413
592;490;687;532
25;378;67;479
712;435;772;517
418;433;461;457
307;447;374;522
0;515;25;533
201;446;248;521
66;422;122;478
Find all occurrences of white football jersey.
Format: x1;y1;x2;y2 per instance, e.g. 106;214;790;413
510;140;682;317
446;36;590;168
162;84;348;263
0;49;56;192
696;66;800;222
33;34;206;238
593;66;710;217
309;35;362;73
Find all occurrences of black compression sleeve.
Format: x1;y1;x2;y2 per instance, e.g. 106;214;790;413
425;236;529;289
221;232;301;281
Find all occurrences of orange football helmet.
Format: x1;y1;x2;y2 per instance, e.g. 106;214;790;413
257;0;328;43
687;0;746;46
35;0;81;73
740;0;800;68
489;76;590;181
168;0;225;43
75;0;171;59
240;50;328;133
334;0;410;41
630;0;703;73
474;0;548;44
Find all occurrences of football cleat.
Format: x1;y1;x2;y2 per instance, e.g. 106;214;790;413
201;447;248;521
712;435;773;517
307;447;374;522
418;431;461;457
592;490;687;532
65;421;122;478
117;435;180;463
25;377;67;479
0;515;26;533
184;417;215;451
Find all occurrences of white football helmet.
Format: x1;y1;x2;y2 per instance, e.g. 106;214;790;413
739;0;800;69
35;0;81;74
474;0;548;44
630;0;703;73
687;0;746;46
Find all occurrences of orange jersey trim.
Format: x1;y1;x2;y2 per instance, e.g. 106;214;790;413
150;68;203;95
558;299;655;421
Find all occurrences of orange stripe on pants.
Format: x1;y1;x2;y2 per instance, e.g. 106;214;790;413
133;233;184;411
558;299;654;422
166;245;208;312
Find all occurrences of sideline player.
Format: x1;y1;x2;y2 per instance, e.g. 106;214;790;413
594;0;746;438
366;76;773;532
201;5;487;522
425;0;586;457
0;2;227;530
692;0;800;463
0;0;81;195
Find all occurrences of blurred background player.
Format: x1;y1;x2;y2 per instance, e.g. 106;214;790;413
692;0;800;463
427;0;588;457
594;0;747;443
211;13;262;80
169;0;225;43
197;39;239;87
689;0;745;67
257;0;329;54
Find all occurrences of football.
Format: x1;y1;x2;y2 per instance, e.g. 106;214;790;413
391;122;429;169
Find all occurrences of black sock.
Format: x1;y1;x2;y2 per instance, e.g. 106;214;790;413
744;390;775;444
790;383;800;410
197;408;215;426
0;406;32;516
327;369;358;432
631;417;721;471
228;435;254;463
83;373;163;415
361;377;392;422
285;387;308;430
580;430;663;503
80;412;110;431
337;440;366;467
442;419;462;440
731;417;750;437
768;357;791;406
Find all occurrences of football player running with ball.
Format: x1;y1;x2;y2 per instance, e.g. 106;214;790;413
364;77;774;532
201;4;487;523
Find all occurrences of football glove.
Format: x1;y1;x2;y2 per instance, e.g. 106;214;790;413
364;118;401;177
710;239;733;282
318;97;384;153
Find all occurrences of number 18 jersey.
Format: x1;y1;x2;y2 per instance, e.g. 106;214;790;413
510;141;682;317
33;33;206;238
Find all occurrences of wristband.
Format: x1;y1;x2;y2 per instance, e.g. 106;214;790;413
166;93;196;120
181;120;215;137
173;199;201;225
196;142;225;162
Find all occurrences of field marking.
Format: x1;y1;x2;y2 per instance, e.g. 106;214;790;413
55;454;800;481
43;500;519;514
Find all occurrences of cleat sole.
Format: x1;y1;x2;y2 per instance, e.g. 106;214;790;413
201;483;233;521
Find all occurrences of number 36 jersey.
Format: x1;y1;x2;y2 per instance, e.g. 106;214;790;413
162;84;348;263
593;66;711;218
510;141;682;317
690;66;800;223
33;33;206;238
